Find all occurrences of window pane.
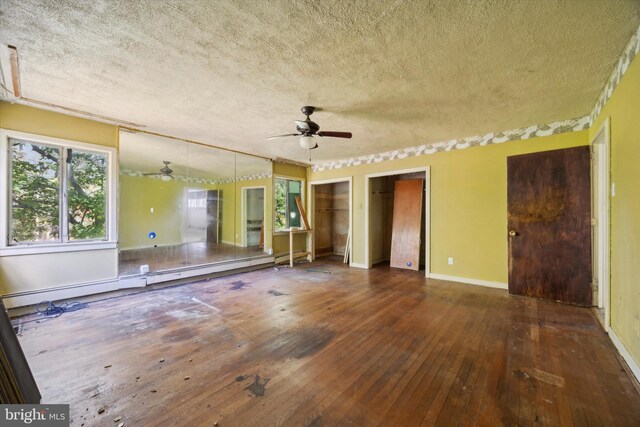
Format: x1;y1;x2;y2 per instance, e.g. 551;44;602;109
274;178;287;230
288;180;301;228
10;139;61;243
67;149;108;240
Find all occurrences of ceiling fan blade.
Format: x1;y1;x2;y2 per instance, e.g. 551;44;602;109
142;172;161;176
266;133;299;140
317;131;352;139
294;120;311;131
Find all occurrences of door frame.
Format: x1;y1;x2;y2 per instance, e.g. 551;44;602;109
307;177;353;266
241;186;266;248
364;167;431;277
591;117;611;330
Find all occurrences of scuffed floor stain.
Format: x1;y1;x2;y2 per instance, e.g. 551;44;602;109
268;290;289;296
307;415;323;427
245;375;269;397
230;281;248;290
262;327;336;360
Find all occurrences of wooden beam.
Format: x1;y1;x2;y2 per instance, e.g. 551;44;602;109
295;196;310;230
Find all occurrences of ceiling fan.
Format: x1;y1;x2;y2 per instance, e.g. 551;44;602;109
143;160;174;181
267;106;352;149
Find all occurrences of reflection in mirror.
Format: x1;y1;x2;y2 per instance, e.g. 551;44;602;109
118;131;272;276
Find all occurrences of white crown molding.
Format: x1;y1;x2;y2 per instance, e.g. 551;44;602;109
312;116;589;172
590;24;640;124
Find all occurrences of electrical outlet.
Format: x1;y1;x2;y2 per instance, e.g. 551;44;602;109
448;257;454;265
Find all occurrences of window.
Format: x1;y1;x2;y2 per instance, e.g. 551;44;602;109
274;177;302;231
1;130;115;251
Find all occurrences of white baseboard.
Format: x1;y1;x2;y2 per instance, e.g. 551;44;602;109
608;328;640;383
428;273;508;290
145;256;274;284
1;276;146;309
349;262;369;269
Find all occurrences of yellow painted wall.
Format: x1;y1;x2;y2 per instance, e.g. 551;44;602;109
119;175;187;249
0;101;119;294
119;175;273;253
0;250;118;294
309;130;588;283
0;101;118;148
273;162;308;254
590;53;640;367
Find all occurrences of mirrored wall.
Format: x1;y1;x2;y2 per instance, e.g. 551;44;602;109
118;131;272;276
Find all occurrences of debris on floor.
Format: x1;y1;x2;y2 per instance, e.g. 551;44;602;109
98;407;105;414
306;268;331;274
184;376;191;380
113;416;122;422
104;364;112;368
268;290;289;296
159;357;165;363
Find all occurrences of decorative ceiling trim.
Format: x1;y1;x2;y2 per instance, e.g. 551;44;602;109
312;116;589;172
119;169;272;184
590;24;640;124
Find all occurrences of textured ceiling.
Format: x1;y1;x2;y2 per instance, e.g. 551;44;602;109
1;0;639;164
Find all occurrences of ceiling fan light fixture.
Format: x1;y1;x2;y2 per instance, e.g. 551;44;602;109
299;135;315;149
161;174;171;182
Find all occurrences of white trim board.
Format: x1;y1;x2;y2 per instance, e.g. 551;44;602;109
428;273;508;290
590;117;611;329
349;262;368;269
145;256;274;284
608;328;640;383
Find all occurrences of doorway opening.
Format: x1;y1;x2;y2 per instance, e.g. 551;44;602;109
365;167;431;276
309;178;352;263
242;186;265;249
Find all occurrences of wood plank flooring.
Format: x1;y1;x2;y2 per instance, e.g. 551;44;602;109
12;258;640;426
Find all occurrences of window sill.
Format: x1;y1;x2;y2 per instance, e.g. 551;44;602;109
0;241;117;257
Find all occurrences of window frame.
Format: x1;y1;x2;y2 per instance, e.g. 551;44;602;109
273;175;305;233
0;129;117;255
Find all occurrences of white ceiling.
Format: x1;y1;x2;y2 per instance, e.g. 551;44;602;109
1;0;639;164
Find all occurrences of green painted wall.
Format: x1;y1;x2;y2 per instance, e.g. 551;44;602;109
590;52;640;368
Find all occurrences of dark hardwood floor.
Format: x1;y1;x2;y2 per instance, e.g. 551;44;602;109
13;257;640;426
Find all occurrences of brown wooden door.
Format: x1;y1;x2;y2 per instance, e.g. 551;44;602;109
390;179;423;271
507;146;592;306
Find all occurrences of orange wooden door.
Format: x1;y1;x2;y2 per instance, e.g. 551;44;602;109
390;179;423;270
